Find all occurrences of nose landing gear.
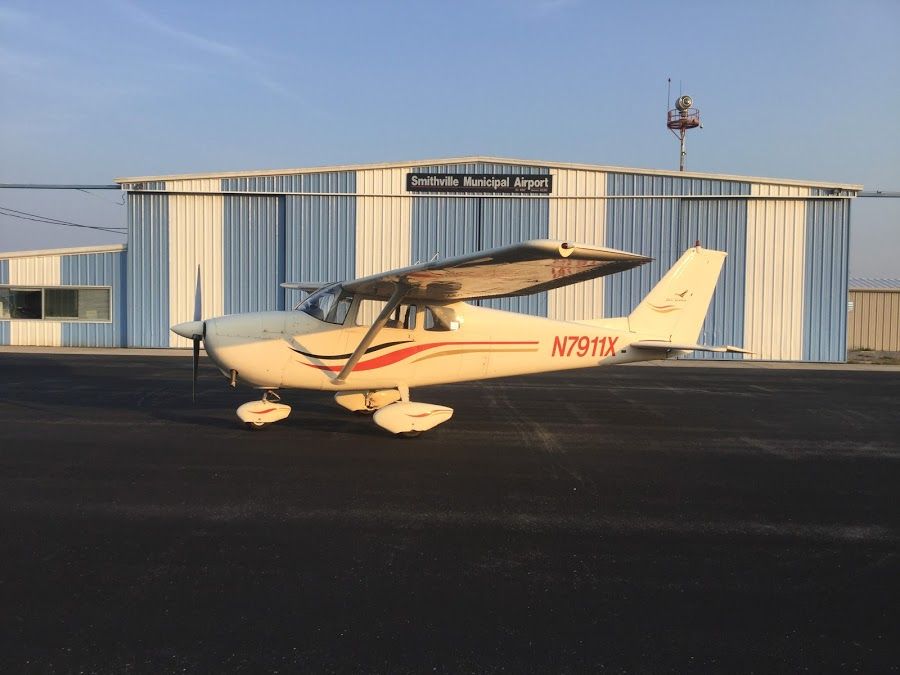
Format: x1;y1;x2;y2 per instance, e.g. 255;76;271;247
236;390;291;430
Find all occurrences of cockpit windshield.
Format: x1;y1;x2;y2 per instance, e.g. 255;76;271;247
297;284;354;324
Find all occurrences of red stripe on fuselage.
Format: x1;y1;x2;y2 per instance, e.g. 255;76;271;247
300;341;539;372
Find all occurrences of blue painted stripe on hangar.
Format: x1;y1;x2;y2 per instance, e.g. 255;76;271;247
604;173;750;356
410;162;550;317
127;193;169;347
678;199;747;359
803;190;849;362
223;196;286;313
220;172;356;193
60;251;127;347
284;194;356;295
0;258;7;345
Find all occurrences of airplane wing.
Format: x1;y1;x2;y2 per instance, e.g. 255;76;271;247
328;239;650;384
343;239;651;302
281;282;328;293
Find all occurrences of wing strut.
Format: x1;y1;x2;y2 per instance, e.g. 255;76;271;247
333;283;407;385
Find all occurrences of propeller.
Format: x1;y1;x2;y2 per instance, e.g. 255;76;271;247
171;267;205;402
191;267;202;402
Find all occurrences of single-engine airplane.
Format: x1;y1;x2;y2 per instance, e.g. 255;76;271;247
172;240;749;436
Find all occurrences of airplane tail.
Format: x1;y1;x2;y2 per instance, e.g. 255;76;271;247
627;246;727;342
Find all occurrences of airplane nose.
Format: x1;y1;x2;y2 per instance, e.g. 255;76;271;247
171;320;204;339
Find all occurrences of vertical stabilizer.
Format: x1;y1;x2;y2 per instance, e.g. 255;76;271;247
628;246;726;342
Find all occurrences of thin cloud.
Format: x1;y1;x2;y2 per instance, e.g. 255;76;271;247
116;0;241;59
114;0;300;101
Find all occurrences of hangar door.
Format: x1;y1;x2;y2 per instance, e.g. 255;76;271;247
223;196;285;313
284;195;356;309
677;198;747;359
410;196;550;316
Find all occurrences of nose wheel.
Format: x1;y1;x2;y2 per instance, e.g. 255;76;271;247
236;390;292;430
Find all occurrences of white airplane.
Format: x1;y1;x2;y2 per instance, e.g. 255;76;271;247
172;240;749;436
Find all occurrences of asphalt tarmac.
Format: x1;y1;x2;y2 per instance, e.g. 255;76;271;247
0;353;897;672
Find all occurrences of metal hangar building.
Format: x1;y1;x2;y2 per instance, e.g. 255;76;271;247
0;157;860;361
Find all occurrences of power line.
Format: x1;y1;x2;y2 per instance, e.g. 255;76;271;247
0;206;127;235
0;183;120;190
76;188;127;206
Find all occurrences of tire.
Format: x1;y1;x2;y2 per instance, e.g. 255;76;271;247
246;421;266;431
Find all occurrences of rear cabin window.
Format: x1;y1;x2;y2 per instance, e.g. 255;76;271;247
356;300;417;330
423;306;459;331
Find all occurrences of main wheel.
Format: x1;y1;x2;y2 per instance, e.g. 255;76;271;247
246;421;266;431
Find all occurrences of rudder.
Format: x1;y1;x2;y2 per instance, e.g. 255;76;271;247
628;246;727;342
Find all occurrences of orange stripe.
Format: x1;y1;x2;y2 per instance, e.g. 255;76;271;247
301;340;538;372
411;347;539;364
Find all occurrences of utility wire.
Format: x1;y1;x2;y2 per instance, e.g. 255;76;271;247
0;206;127;234
75;188;127;206
1;205;127;229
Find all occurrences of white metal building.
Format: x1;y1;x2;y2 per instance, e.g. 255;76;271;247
1;157;861;361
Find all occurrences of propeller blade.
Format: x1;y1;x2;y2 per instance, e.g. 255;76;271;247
192;334;200;402
193;266;202;322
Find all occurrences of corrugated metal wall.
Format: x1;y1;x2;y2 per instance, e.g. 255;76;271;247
547;168;606;321
357;167;411;280
0;259;7;345
285;194;356;305
168;195;224;348
224;196;285;314
803;192;849;361
848;290;900;351
114;162;854;361
8;254;62;346
128;193;169;347
221;172;355;193
60;251;127;347
604;174;750;359
744;184;809;360
678;199;747;359
410;163;550;316
0;251;126;347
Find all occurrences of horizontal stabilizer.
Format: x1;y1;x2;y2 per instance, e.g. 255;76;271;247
631;340;753;354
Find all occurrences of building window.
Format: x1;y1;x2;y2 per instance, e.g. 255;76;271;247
0;286;111;322
0;288;42;319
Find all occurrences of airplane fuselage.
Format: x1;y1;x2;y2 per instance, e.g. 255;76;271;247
202;303;664;392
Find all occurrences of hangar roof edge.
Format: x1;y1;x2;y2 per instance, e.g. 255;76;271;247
0;243;126;260
114;156;863;192
850;278;900;291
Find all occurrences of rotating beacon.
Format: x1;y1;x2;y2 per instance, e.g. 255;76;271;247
667;93;701;172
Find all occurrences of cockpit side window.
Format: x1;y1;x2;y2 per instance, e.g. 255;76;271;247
298;285;354;324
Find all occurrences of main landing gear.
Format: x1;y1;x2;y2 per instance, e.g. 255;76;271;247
235;387;455;437
236;390;292;430
335;386;455;437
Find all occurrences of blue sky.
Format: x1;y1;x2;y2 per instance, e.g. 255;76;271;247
1;0;898;275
